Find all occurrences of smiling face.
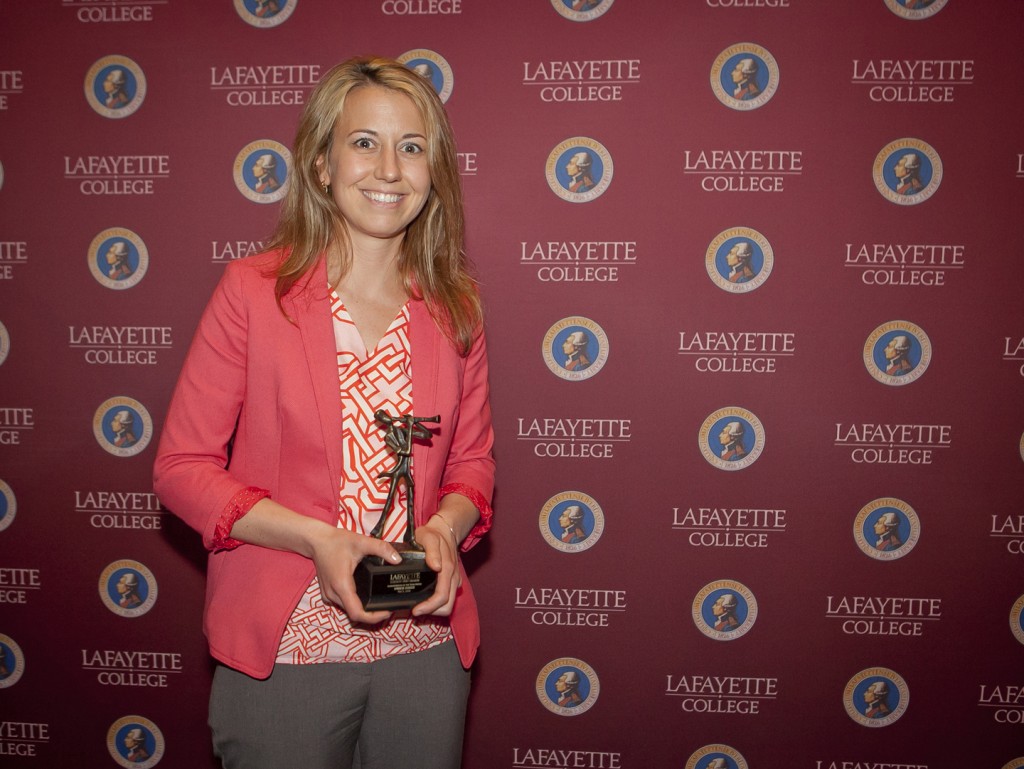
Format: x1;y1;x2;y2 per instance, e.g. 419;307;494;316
317;86;432;253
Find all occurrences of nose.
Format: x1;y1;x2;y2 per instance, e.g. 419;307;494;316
375;146;401;182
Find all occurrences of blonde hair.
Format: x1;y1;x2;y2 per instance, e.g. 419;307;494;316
265;56;481;355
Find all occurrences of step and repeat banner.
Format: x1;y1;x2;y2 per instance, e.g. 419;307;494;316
1;1;1023;767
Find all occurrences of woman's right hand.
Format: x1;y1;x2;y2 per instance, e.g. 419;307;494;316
228;498;402;625
308;525;402;625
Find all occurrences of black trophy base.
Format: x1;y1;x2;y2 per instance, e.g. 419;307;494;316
353;545;438;611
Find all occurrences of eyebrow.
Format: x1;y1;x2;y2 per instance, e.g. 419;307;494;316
347;128;427;140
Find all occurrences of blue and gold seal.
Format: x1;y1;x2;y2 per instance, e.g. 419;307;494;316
399;49;454;104
85;55;146;119
692;579;758;641
711;43;779;111
539;491;605;553
873;138;942;205
844;667;909;727
536;657;600;716
99;559;158;618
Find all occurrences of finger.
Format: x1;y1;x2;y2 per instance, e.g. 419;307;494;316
365;539;402;565
412;555;460;617
416;527;448;573
411;574;448;616
433;570;459;617
335;583;393;625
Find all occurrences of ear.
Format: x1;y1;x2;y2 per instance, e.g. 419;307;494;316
315;154;329;185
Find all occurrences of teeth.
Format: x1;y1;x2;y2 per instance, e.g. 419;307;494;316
365;191;402;203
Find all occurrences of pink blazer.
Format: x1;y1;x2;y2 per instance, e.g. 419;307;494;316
153;252;495;678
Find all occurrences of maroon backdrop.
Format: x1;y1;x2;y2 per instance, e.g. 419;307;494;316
1;1;1023;767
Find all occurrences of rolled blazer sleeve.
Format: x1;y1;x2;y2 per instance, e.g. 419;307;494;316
153;261;258;549
439;328;495;550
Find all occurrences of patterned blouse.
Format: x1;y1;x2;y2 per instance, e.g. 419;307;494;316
275;290;453;664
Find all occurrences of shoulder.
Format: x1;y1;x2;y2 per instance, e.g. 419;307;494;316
202;252;290;326
223;249;286;281
218;249;302;304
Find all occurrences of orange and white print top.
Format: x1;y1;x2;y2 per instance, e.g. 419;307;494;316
275;290;453;664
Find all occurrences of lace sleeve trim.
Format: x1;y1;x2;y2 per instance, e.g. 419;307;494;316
211;486;271;551
438;482;493;543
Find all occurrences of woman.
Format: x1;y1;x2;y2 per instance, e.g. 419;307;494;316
153;57;494;769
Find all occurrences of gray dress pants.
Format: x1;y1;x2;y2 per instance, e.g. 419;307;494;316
209;641;470;769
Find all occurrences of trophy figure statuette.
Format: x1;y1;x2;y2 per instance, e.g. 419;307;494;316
353;410;441;610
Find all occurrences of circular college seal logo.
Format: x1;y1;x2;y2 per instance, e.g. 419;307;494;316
844;667;909;727
0;319;9;366
1011;594;1024;647
693;580;758;641
706;227;774;293
873;138;942;205
0;479;16;533
543;316;609;380
107;715;165;768
685;745;749;769
550;0;613;22
1000;760;1024;769
94;397;153;457
100;559;158;618
536;658;600;716
711;43;779;111
539;491;605;553
85;55;146;119
854;497;920;561
884;0;948;20
398;49;454;104
88;228;148;290
0;634;25;688
234;0;296;27
864;320;931;386
699;407;764;471
546;137;614;203
234;140;291;204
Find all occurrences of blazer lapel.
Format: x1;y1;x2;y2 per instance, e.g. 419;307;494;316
409;300;439;520
283;259;343;495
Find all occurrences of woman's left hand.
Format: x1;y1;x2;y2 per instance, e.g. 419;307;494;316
410;515;461;617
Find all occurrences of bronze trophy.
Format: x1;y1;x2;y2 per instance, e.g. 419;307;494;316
354;410;441;610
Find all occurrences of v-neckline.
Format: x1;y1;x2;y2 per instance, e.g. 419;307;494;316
330;289;408;358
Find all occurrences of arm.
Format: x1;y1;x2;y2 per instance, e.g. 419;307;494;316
153;261;257;546
229;497;405;625
411;492;480;617
412;327;496;617
439;326;496;548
